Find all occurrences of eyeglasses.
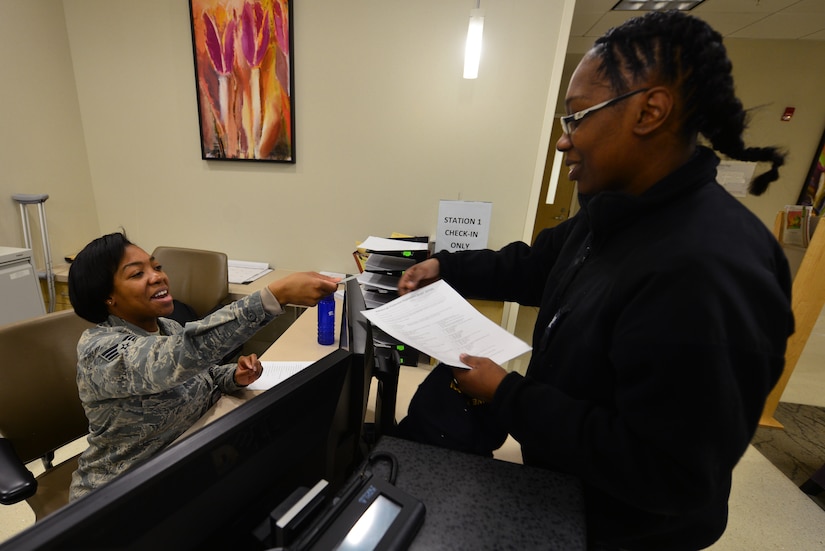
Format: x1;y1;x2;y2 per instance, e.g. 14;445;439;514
559;88;649;135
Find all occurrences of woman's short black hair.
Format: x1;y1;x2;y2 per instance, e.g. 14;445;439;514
69;232;134;323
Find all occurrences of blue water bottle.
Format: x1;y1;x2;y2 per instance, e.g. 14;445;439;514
317;294;335;345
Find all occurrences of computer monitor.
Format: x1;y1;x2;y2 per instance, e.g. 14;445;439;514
343;277;372;358
0;348;353;551
341;277;397;442
324;279;376;487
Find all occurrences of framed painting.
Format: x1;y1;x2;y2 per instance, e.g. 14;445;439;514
188;0;294;162
797;127;825;214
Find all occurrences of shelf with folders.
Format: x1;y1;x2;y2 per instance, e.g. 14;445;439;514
353;235;430;365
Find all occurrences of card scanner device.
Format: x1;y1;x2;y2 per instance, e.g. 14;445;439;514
267;452;425;551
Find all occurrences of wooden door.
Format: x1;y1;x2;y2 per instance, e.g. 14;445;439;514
531;120;576;244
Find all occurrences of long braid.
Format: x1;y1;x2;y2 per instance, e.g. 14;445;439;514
593;11;785;195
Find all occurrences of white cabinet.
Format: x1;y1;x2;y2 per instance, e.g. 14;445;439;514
0;246;46;326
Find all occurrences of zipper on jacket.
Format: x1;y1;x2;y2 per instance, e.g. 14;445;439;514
540;234;593;351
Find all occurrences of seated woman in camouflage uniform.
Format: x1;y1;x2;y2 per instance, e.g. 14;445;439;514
66;231;339;500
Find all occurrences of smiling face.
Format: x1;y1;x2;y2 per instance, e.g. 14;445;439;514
107;245;174;331
556;51;646;196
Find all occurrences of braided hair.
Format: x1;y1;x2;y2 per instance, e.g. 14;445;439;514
592;11;784;195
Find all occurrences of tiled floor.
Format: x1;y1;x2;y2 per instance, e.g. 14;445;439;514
509;303;825;549
709;304;825;549
3;306;825;547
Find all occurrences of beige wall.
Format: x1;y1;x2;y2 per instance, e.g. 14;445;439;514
0;1;98;268
725;38;825;227
1;2;824;277
58;0;569;274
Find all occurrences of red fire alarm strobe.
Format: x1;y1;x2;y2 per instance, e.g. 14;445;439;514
782;107;795;121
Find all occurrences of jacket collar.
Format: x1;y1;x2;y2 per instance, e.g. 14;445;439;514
105;314;171;336
578;146;720;239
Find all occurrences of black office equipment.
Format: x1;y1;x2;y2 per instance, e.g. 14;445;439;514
342;278;400;443
273;452;425;551
307;473;424;551
337;278;378;454
355;236;425;366
270;479;330;548
0;348;354;551
295;475;424;550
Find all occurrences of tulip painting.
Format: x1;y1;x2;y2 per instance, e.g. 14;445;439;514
189;0;293;162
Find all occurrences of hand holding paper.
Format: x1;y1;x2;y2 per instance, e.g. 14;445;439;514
360;280;531;368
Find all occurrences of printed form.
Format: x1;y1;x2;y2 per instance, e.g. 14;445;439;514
361;280;531;368
246;361;313;390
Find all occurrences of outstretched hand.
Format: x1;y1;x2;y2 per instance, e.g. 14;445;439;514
267;272;340;307
452;353;507;403
234;353;263;386
397;258;441;295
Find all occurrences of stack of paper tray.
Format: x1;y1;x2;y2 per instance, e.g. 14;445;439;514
354;235;431;365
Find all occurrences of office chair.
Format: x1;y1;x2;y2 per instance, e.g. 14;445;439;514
0;309;93;520
151;246;229;318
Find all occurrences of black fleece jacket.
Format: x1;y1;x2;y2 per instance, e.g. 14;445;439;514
433;147;793;550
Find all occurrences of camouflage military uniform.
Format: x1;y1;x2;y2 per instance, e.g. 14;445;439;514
69;291;279;500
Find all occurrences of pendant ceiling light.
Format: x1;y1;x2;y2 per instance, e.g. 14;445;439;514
463;1;484;79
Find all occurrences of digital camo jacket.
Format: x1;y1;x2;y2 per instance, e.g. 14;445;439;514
69;291;275;500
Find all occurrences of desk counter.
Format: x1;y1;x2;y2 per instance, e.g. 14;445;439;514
371;436;586;551
179;295;342;438
182;282;587;550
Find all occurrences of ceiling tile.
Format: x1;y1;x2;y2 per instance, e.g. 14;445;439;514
693;0;799;14
729;13;825;40
691;12;772;37
567;0;825;42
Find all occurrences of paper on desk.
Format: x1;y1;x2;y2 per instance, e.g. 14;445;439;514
228;259;273;284
246;361;313;390
360;280;531;368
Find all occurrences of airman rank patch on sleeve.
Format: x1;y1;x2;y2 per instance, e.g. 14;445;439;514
99;335;137;362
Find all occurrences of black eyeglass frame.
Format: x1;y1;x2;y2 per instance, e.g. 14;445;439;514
559;88;649;135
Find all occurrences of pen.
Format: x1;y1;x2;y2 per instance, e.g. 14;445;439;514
339;274;360;284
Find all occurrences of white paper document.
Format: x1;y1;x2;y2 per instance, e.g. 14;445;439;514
228;259;273;284
358;236;429;252
246;361;313;390
360;280;531;368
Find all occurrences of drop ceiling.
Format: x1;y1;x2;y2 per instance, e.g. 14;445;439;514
568;0;825;53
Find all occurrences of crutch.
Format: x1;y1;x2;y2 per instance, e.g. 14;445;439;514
12;193;55;313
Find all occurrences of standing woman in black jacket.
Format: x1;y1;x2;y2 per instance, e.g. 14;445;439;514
398;11;793;551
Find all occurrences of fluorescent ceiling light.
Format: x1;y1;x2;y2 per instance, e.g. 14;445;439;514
463;8;485;79
612;0;705;10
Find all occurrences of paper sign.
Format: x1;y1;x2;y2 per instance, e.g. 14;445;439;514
717;161;757;197
434;201;492;253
